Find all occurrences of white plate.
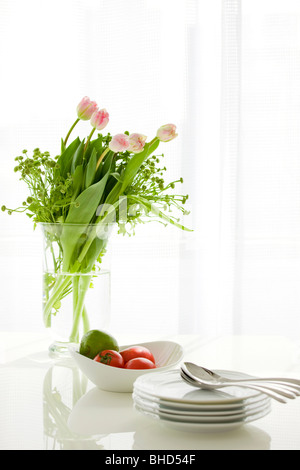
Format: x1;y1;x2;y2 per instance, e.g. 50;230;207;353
133;387;270;411
69;341;184;392
133;394;271;422
132;392;271;418
134;369;266;405
134;402;272;433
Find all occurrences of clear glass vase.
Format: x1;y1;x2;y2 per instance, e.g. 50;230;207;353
40;222;114;357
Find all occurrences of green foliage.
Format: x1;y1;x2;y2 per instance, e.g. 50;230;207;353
4;132;190;237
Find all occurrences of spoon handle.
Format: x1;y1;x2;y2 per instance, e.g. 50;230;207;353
234;382;298;398
225;380;300;395
216;383;289;403
222;377;300;387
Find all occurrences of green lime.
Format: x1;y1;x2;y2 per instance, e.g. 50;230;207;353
79;329;119;359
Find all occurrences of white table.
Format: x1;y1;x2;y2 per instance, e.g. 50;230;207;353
1;332;300;450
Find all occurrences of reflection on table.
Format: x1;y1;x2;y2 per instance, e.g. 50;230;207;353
42;358;271;450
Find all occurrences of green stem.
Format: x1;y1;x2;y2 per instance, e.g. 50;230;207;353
83;127;96;155
43;275;53;327
64;118;80;146
95;147;110;171
72;275;79;342
43;274;72;327
69;275;92;343
82;306;90;334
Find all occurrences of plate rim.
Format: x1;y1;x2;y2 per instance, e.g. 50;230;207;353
133;369;265;405
133;401;272;427
133;395;271;422
132;391;271;416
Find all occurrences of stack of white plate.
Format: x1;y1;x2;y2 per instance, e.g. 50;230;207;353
133;369;271;432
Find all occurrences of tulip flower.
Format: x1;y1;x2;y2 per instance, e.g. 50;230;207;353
64;96;98;146
83;109;110;155
109;133;130;153
77;96;98;121
156;124;178;142
90;109;109;130
128;133;147;153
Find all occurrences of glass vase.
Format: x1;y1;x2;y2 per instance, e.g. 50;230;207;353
40;223;114;357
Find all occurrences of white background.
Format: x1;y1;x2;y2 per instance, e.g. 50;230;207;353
1;0;300;341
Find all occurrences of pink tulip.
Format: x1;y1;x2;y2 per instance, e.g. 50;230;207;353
156;124;178;142
90;108;109;130
128;133;147;153
77;96;98;120
109;133;130;153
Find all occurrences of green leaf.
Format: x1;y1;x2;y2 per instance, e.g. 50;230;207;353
98;151;114;196
60;166;112;271
66;170;110;225
102;150;114;175
57;137;81;177
71;139;85;174
110;172;122;182
61;138;66;154
90;134;103;154
71;164;84;201
82;135;103;163
26;201;40;215
81;237;106;273
85;148;97;188
94;161;103;183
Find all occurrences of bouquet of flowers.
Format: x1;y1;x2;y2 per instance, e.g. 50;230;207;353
2;97;191;345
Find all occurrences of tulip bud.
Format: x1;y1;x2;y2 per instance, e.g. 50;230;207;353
156;124;178;142
128;133;147;153
90;109;109;130
77;96;98;120
109;133;130;153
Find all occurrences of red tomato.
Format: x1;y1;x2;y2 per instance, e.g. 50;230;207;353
94;350;124;368
120;346;156;365
124;358;156;369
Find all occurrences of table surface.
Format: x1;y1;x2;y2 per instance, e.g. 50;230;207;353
1;331;300;450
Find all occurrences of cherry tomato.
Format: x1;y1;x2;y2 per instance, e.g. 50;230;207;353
120;346;155;365
94;349;124;368
124;357;156;369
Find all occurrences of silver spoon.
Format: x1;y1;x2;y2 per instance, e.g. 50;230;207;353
180;370;291;404
181;365;300;402
183;362;300;390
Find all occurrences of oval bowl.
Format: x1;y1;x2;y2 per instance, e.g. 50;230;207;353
69;340;184;392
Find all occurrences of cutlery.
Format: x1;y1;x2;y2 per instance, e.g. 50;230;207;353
180;369;291;403
180;363;300;404
183;362;300;390
180;368;298;397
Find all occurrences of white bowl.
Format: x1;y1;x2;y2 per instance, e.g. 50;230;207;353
69;340;184;392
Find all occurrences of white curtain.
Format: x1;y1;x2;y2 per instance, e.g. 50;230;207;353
0;0;300;341
218;0;300;339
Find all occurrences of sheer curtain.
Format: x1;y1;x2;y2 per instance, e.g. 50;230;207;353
201;0;300;340
0;0;300;341
228;0;300;339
